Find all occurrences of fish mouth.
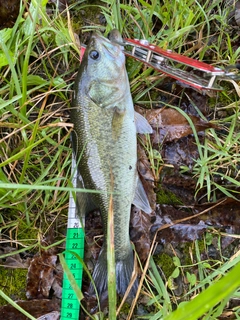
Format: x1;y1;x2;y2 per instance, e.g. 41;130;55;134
90;32;123;58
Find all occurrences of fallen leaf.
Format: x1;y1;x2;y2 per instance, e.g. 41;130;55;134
26;252;59;299
150;204;207;244
161;135;203;169
145;108;216;143
130;206;155;262
0;246;30;269
151;199;240;245
235;0;240;26
0;299;60;320
37;311;60;320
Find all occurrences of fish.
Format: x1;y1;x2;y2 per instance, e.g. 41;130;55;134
71;30;152;299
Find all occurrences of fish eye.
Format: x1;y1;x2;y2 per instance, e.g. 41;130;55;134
89;50;100;60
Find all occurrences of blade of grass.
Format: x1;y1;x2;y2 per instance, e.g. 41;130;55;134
0;182;108;194
59;253;84;301
164;262;240;320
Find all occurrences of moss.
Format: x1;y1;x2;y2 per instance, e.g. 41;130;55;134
179;243;192;266
15;220;39;241
118;300;131;314
195;240;206;254
0;267;27;305
178;240;207;267
156;187;183;205
153;253;175;278
71;0;105;35
208;87;234;112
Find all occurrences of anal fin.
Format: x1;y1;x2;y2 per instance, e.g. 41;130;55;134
132;175;152;214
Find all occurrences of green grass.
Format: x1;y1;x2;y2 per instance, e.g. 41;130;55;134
0;0;240;319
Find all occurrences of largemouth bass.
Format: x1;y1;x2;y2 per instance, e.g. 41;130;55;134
71;30;152;298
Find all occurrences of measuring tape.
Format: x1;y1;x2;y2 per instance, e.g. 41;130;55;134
60;156;84;320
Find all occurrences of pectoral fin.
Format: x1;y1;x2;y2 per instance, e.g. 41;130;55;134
112;107;126;140
76;174;98;217
134;111;153;134
132;175;152;214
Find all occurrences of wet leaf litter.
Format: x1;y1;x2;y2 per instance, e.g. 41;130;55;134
0;238;62;319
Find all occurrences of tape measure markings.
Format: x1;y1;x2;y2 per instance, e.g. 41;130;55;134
60;156;84;320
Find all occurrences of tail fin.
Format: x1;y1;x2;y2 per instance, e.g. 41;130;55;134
89;246;138;298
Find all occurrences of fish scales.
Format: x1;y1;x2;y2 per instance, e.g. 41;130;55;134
71;30;152;299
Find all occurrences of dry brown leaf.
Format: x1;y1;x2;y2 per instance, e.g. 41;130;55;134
0;299;60;320
26;252;59;299
0;246;30;269
130;206;155;262
145;108;216;143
